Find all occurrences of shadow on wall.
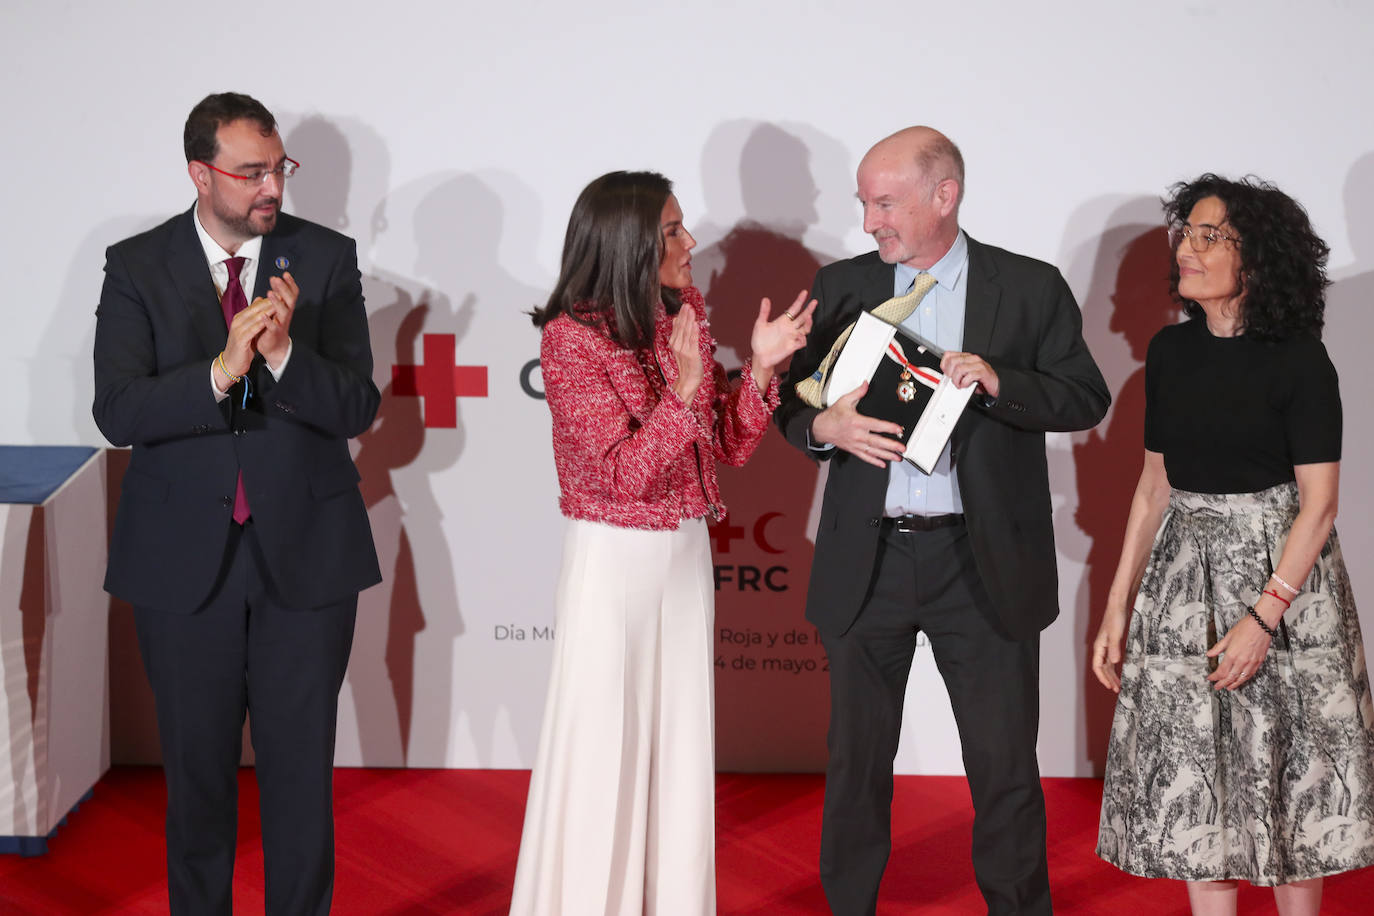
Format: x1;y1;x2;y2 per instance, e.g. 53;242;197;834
694;121;849;772
56;213;165;766
284;114;472;767
1054;197;1179;776
359;162;556;766
34;214;165;447
377;169;551;767
1326;151;1374;616
291;113;557;767
105;449;162;765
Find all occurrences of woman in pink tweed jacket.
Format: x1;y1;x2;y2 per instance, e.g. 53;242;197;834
509;170;815;916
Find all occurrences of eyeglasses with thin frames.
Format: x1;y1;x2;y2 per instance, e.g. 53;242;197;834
1169;224;1241;253
199;157;300;185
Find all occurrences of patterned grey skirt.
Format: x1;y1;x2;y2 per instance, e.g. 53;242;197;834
1098;482;1374;885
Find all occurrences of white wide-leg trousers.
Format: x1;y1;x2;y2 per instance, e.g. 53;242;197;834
509;518;716;916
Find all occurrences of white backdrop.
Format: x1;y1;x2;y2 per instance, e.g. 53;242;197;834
3;0;1372;777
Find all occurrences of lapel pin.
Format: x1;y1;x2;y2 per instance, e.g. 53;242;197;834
274;256;290;270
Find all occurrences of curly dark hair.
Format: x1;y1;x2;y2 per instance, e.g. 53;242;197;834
530;170;681;350
1163;173;1330;340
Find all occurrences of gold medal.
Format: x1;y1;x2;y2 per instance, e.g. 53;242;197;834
897;378;916;402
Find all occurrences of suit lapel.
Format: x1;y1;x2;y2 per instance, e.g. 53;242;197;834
167;206;229;357
254;218;298;301
861;258;895;312
961;235;1001;356
951;236;1001;461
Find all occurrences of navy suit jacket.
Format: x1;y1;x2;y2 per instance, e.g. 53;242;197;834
94;205;382;612
775;236;1110;640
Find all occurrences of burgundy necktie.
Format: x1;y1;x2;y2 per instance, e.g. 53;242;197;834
221;256;251;524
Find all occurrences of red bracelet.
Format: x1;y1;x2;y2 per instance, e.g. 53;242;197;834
1263;588;1291;609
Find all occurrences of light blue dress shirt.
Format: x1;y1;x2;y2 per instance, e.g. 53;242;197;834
885;231;968;516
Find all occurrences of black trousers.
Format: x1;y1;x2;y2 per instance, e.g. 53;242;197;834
818;521;1050;916
135;521;357;916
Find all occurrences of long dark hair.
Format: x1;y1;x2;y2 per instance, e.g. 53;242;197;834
531;170;680;350
1164;173;1330;340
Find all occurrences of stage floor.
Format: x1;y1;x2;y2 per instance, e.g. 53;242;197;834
2;767;1370;914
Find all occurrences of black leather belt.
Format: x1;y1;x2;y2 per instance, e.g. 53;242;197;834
884;513;964;533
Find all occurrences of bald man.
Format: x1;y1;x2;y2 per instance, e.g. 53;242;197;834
775;127;1109;915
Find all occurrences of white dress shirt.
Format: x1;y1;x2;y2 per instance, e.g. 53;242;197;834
885;231;968;516
193;204;291;399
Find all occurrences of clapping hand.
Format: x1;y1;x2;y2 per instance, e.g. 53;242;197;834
670;302;704;404
222;299;275;379
256;271;298;370
750;290;817;390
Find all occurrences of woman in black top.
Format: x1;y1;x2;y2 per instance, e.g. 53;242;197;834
1091;174;1374;915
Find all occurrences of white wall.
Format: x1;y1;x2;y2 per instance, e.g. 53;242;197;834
4;0;1372;776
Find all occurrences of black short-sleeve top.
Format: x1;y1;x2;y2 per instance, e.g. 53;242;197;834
1144;317;1342;494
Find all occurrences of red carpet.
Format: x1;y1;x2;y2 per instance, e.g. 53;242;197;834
2;767;1372;914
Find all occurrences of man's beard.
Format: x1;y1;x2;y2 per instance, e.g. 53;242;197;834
215;195;280;239
873;233;909;265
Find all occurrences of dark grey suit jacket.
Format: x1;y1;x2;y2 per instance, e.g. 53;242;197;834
93;205;382;612
775;236;1109;640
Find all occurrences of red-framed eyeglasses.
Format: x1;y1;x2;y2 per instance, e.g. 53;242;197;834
199;157;300;185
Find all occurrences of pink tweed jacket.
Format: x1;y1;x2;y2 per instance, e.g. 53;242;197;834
541;286;780;530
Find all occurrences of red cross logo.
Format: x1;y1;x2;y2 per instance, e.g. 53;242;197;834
709;515;746;553
391;334;488;428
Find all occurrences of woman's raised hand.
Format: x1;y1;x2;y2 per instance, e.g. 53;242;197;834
670;303;704;404
750;290;817;389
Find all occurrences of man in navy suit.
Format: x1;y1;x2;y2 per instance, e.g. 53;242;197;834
776;127;1109;915
93;92;381;916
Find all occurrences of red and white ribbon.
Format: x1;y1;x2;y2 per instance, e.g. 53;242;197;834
885;340;941;391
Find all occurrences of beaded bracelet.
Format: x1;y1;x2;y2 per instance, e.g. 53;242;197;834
1262;588;1292;609
1270;572;1300;596
1246;606;1279;639
215;352;243;385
